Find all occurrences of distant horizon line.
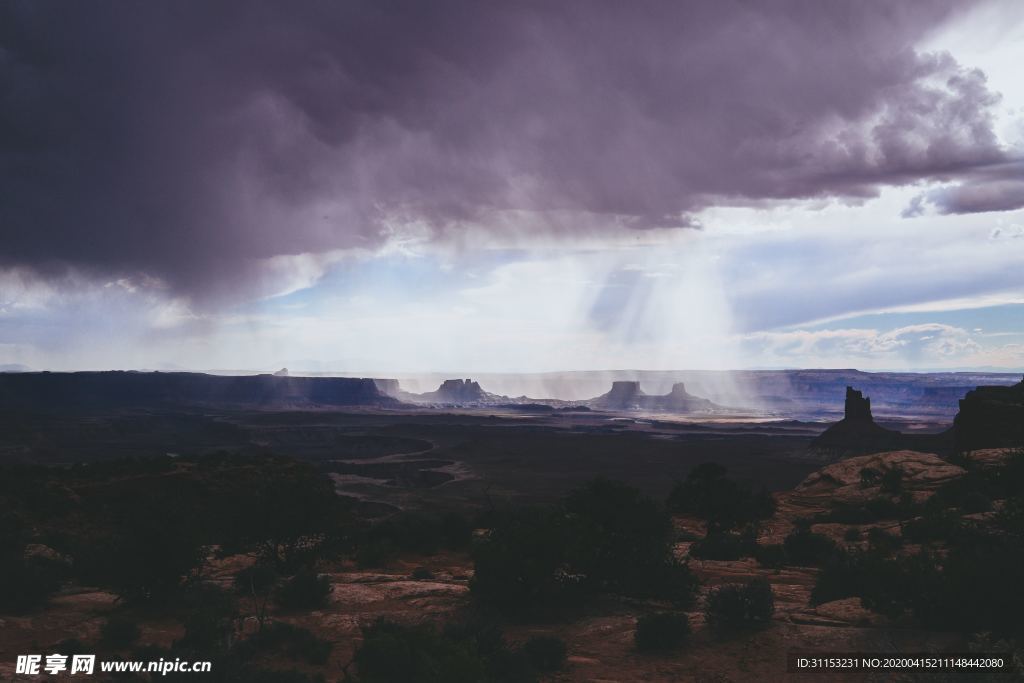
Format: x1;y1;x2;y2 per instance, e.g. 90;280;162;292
4;366;1023;377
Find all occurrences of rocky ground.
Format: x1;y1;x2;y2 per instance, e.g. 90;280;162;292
6;448;1017;682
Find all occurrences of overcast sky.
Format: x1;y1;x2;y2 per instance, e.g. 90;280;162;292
2;0;1023;373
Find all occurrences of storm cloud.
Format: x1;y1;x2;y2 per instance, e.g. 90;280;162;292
0;0;1015;302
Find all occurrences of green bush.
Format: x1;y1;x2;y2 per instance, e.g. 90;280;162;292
276;569;331;611
634;613;690;652
704;579;774;632
520;635;566;672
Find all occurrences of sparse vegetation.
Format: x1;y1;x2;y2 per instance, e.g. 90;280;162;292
236;621;333;665
276;568;331;611
100;617;141;648
704;579;774;633
520;636;567;671
782;524;837;567
810;452;1024;636
753;543;788;569
689;528;757;561
667;463;775;530
471;479;699;617
348;618;534;683
634;613;690;652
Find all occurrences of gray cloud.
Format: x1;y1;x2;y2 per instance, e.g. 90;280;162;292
0;0;1014;302
905;161;1024;215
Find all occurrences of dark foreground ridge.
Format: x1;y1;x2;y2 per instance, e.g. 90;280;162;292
0;371;401;411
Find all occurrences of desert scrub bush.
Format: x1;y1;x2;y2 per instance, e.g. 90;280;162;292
866;528;902;556
355;537;399;569
349;618;534;683
275;568;331;611
753;543;787;569
783;527;837;567
634;613;690;652
471;479;698;617
520;635;567;672
667;463;775;529
410;566;435;580
705;578;774;633
100;617;141;648
237;622;332;665
689;529;757;561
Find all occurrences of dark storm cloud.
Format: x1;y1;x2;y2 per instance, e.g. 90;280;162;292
904;161;1024;216
0;0;1012;301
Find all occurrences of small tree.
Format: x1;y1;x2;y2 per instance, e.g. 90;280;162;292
234;563;279;631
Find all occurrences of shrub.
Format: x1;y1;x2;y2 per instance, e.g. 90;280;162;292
100;618;141;648
646;560;701;609
783;528;836;567
471;480;698;616
810;549;862;605
903;509;963;544
859;467;881;488
880;468;903;494
704;579;774;632
242;668;327;683
359;511;473;562
520;635;566;672
234;564;279;595
239;622;332;665
355;538;399;569
350;619;530;683
667;464;775;529
174;599;238;655
411;566;435;580
276;569;331;611
960;490;992;514
0;558;61;613
563;478;675;595
470;506;586;617
753;543;787;569
634;613;690;652
866;528;902;556
689;530;756;561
